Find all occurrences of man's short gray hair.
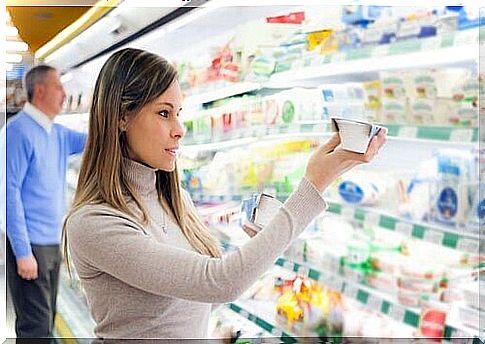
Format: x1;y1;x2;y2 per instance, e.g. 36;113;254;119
24;65;56;102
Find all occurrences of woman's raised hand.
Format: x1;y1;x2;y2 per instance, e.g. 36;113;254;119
305;129;387;193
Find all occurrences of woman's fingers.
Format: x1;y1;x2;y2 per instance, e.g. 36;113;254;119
242;224;259;238
320;133;341;154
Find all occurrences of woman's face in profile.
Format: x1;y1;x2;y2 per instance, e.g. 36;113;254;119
123;80;185;171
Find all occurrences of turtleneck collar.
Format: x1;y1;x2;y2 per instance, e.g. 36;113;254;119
122;157;157;196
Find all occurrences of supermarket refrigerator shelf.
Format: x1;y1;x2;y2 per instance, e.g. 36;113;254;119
60;30;481;115
190;193;480;255
181;123;478;153
268;29;480;84
326;201;481;255
228;301;299;343
274;257;480;340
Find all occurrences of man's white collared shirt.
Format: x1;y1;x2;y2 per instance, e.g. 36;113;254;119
23;102;53;134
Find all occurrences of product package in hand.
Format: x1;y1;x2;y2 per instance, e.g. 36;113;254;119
331;117;385;153
240;193;282;231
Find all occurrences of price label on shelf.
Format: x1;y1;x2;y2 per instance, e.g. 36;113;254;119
330;53;345;63
327;255;341;273
450;129;473;142
344;284;359;299
395;222;413;237
454;30;479;46
297;265;308;277
324;277;343;292
310;55;324;67
292;59;305;70
421;37;441;51
424;230;444;245
341;207;355;220
398;126;418;139
457;238;479;253
239;309;250;319
271;328;283;337
389;304;406;323
364;212;380;227
372;45;388;57
366;295;382;312
282;260;294;271
289;123;300;133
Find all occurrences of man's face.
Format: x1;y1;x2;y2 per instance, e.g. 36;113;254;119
35;69;66;117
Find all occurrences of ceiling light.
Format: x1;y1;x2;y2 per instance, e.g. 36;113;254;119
6;53;22;63
6;26;18;37
6;41;29;52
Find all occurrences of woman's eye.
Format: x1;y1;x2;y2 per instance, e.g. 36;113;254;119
158;110;169;118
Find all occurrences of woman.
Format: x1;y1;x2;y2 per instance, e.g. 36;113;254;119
64;48;387;340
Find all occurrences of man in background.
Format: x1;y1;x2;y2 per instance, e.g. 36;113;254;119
1;65;87;341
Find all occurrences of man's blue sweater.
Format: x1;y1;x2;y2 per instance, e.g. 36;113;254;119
4;110;86;259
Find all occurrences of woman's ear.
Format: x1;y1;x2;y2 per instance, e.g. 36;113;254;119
119;115;128;132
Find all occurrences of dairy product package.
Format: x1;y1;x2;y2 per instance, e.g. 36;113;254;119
336;174;383;206
265;88;323;124
381;98;409;124
380;71;411;99
409;99;436;125
240;193;282;231
431;149;475;227
331;117;384;154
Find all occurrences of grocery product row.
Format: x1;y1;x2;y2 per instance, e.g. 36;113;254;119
182;136;482;233
195;199;482;340
60;6;483;116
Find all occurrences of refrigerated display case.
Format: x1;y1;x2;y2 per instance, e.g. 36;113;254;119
50;3;483;342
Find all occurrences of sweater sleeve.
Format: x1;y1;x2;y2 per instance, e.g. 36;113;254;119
4;124;33;259
68;177;327;303
64;126;87;155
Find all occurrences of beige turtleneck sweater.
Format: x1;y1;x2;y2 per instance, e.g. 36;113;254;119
66;158;328;339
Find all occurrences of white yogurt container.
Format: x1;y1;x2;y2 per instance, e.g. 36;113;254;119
331;117;385;153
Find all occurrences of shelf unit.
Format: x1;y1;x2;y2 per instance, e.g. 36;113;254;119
191;193;480;255
227;257;480;341
53;4;482;342
182;122;478;153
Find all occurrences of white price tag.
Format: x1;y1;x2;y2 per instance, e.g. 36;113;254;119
398;126;418;138
364;212;380;227
424;230;444;245
289;123;300;133
271;328;282;337
341;207;355;220
324;277;343;292
372;45;389;57
450;129;473;142
455;30;478;46
239;309;250;319
389;304;406;322
344;284;359;299
292;59;305;70
283;260;294;271
457;238;479;253
310;56;323;67
268;127;278;135
395;222;413;237
346;268;364;283
331;53;345;62
367;295;382;312
421;37;441;51
327;255;341;273
297;266;308;277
